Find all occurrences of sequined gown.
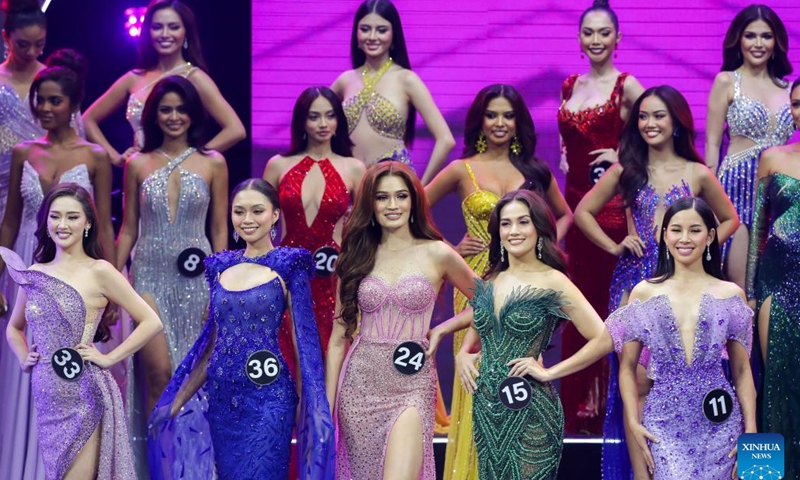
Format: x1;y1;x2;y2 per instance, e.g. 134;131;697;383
557;73;629;435
444;161;498;480
148;248;334;480
335;272;438;479
717;71;794;262
0;248;135;480
469;279;569;480
278;156;349;372
746;173;800;478
0;161;93;480
606;294;753;480
603;179;692;479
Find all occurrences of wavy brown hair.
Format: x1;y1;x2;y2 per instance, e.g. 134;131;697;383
335;162;442;339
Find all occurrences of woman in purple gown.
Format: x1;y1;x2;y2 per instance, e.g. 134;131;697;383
607;197;756;479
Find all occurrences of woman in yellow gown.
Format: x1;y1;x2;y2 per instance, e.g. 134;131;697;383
426;84;571;479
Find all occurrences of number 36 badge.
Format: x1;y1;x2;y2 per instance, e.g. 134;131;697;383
245;350;281;386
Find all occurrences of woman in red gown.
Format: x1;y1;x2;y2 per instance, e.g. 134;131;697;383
556;0;643;436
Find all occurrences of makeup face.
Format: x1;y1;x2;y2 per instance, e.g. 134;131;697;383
150;8;186;57
305;96;337;144
638;95;675;148
4;25;46;65
482;97;516;147
35;80;73;131
579;10;619;63
373;174;412;229
156;92;191;139
357;13;393;60
740;19;775;68
48;196;90;251
499;200;538;260
790;84;800;128
231;189;279;245
663;208;714;267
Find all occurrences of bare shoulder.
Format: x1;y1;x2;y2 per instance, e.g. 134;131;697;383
711;71;735;94
399;68;423;88
628;280;657;303
200;148;225;164
708;279;746;302
622;74;644;93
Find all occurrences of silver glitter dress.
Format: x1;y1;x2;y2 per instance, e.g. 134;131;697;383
0;247;135;480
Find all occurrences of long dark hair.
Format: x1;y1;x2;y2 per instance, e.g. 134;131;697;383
29;49;86;118
350;0;415;146
721;5;791;85
650;197;722;283
336;162;441;339
485;190;567;278
2;0;46;34
618;85;703;208
463;84;552;195
579;0;619;32
140;76;206;153
285;86;353;157
34;183;109;342
136;0;208;72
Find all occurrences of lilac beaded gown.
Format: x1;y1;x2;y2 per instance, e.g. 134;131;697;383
0;247;134;480
148;248;334;480
606;293;752;479
335;273;438;480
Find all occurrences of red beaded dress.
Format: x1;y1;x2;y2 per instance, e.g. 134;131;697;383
556;73;628;434
278;156;349;374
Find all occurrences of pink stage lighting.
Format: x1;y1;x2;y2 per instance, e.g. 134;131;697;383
124;7;147;37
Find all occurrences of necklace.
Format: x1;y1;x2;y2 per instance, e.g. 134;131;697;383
156;146;196;163
361;57;393;89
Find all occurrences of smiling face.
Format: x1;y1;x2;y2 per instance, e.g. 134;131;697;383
637;95;675;148
305;95;337;144
663;208;715;267
357;12;393;61
482;97;516;147
231;189;279;246
156;92;191;139
373;174;412;230
579;10;619;63
150;7;186;57
48;196;90;252
740;19;775;68
35;80;73;131
499;200;538;260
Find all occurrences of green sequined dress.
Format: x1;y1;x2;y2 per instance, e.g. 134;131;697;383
469;279;570;480
746;173;800;478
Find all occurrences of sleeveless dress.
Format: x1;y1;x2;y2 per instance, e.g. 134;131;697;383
444;161;499;480
717;71;795;262
148;248;334;480
747;173;800;478
557;73;629;434
470;279;570;480
277;156;349;372
126;147;213;477
343;72;410;165
606;294;753;480
0;162;92;480
602;178;692;480
0;247;135;480
335;271;438;479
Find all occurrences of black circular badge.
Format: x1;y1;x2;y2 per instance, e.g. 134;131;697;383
392;342;426;375
589;161;612;185
177;248;206;277
498;376;532;410
51;347;84;382
703;388;733;423
313;246;339;278
245;350;281;386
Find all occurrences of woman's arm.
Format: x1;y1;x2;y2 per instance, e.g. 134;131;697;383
114;155;142;271
188;70;246;152
325;289;350;410
426;307;474;357
5;288;39;372
620;75;646;122
208;153;229;252
262;154;284;189
424;160;462;207
696;164;739;243
90;146;116;263
543;175;573;243
704;72;733;175
403;70;455;184
0;147;27;277
82;72;136;165
728;339;757;433
619;340;656;474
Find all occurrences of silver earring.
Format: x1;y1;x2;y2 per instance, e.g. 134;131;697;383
672;129;679;138
706;245;711;261
3;48;8;60
500;243;505;262
371;218;375;227
183;39;188;49
270;226;277;240
70;113;76;129
537;238;543;259
233;230;239;242
665;248;670;261
410;214;414;224
84;227;89;238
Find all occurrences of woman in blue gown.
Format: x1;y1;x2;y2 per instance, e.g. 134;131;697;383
148;178;334;480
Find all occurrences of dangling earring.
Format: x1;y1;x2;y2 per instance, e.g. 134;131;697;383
183;39;188;50
614;50;618;59
672;129;679;138
665;248;671;261
510;136;522;156
537;238;543;259
84;226;90;238
302;132;307;142
270;225;277;240
475;132;488;154
233;230;240;242
580;51;585;59
499;243;505;262
371;218;375;227
706;245;712;261
410;214;414;224
69;113;76;129
3;45;8;60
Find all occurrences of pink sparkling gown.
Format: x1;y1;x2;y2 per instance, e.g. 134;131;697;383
335;273;437;480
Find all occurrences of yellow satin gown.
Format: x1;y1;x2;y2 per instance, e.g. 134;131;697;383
444;161;498;480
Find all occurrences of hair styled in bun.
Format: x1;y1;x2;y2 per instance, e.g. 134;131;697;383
28;49;87;115
2;0;46;34
579;0;619;31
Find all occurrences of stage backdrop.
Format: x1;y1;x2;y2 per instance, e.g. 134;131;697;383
252;0;800;405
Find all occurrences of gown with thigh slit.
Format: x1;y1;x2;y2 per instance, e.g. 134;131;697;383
148;247;334;480
0;247;134;480
747;173;800;478
335;272;438;480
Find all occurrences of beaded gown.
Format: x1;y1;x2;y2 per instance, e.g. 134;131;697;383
444;161;498;480
746;173;800;478
717;71;794;262
557;73;629;435
469;279;569;480
0;161;92;480
335;271;438;479
277;156;349;372
0;247;134;480
606;294;752;480
149;248;334;480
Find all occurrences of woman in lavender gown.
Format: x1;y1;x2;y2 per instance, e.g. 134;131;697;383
2;183;162;480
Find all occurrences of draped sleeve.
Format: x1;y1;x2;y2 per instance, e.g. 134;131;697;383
724;295;754;355
0;246;32;285
746;177;770;300
605;302;643;355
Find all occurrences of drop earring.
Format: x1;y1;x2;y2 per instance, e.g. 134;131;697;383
475;132;488;154
84;226;90;238
233;230;240;242
500;243;505;262
706;245;711;261
665;248;671;261
70;113;76;129
270;225;277;240
510;136;522;156
183;39;188;49
410;214;414;224
537;238;543;259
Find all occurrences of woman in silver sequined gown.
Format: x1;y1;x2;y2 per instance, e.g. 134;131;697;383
115;76;228;477
82;0;244;166
705;5;795;288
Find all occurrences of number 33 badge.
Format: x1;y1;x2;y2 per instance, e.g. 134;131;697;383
51;347;85;381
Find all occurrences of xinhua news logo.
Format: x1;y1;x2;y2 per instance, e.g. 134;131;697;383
737;433;784;479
